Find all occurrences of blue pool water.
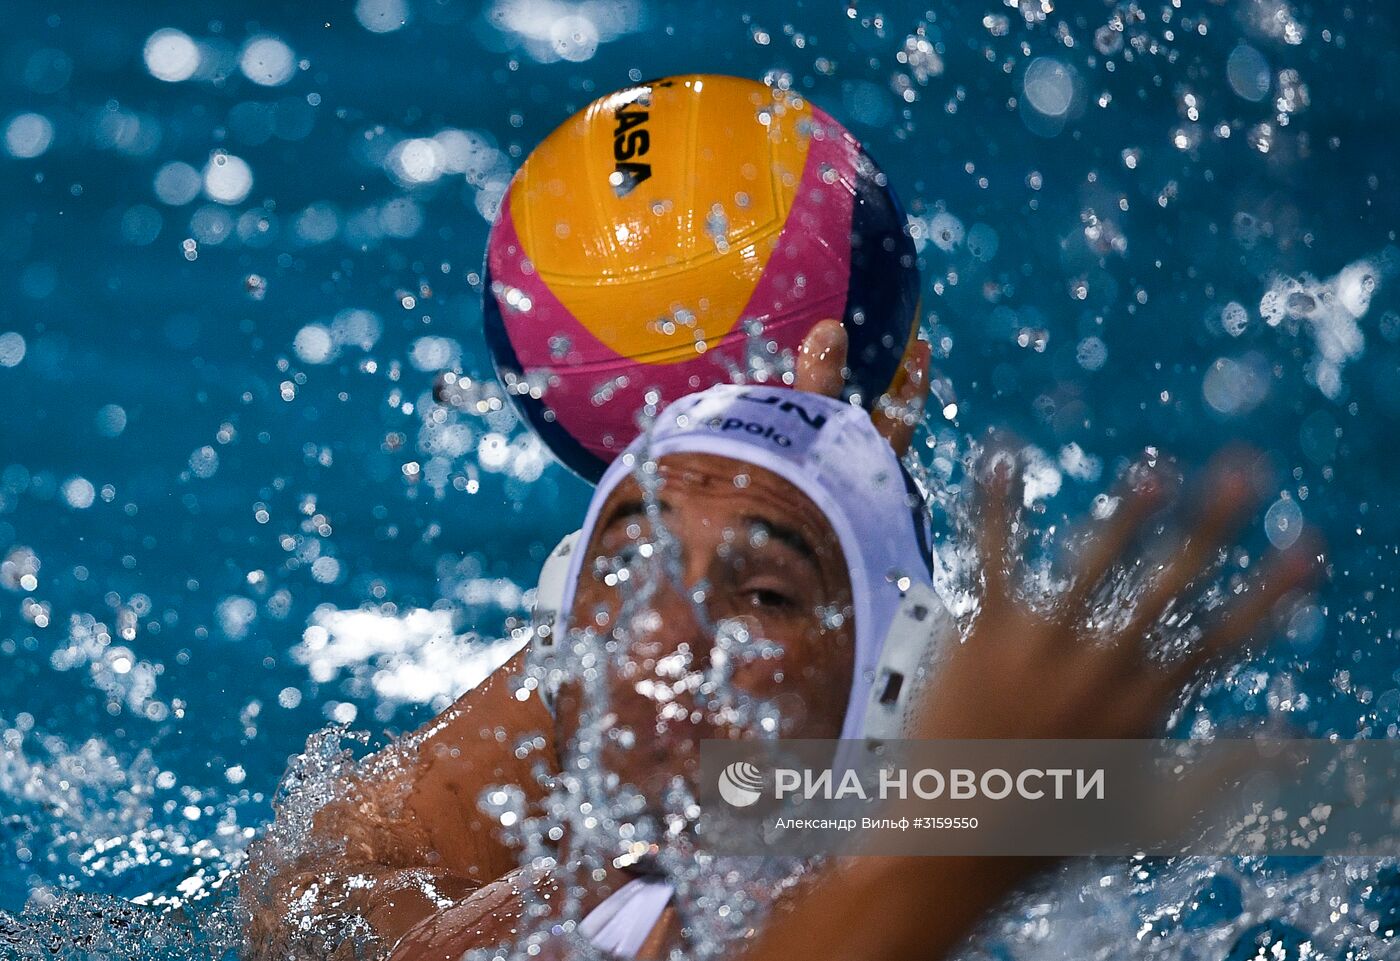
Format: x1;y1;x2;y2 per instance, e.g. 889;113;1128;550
1;1;1398;957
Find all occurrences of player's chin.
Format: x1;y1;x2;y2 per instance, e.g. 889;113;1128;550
602;701;710;778
602;737;702;803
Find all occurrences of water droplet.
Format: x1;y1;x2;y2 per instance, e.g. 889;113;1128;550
1264;496;1304;550
1023;58;1076;118
1227;45;1271;102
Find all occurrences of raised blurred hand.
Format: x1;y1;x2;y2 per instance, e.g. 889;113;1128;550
747;445;1324;961
913;444;1322;741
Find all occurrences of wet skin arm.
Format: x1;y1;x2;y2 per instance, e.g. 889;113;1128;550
241;649;557;959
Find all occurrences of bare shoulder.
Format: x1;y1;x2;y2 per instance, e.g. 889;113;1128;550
366;647;559;882
290;648;557;886
410;645;540;737
408;645;557;792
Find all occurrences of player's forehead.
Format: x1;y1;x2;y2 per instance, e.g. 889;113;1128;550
593;452;839;548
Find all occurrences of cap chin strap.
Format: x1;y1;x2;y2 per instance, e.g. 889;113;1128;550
529;532;950;740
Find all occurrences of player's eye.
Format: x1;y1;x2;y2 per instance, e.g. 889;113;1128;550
743;586;797;610
594;539;642;567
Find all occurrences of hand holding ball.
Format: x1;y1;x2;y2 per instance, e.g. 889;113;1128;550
484;74;921;481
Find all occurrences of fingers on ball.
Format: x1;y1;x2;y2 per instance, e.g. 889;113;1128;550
795;319;848;397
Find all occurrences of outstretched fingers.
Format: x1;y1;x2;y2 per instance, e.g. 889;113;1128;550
1055;461;1172;626
1116;451;1264;648
1158;534;1324;694
975;443;1026;604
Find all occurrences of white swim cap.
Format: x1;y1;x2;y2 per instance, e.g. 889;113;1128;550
556;384;933;739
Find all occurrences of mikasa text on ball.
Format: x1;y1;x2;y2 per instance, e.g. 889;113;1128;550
484;74;920;481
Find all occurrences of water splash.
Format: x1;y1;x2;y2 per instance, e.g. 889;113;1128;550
1259;249;1399;400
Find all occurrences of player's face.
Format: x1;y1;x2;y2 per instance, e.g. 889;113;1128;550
560;453;855;799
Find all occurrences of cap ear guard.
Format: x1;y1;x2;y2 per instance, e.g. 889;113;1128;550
858;580;952;741
529;529;582;715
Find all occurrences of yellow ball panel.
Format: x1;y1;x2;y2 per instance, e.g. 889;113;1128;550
507;75;813;363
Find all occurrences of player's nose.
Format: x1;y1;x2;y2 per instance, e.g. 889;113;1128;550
624;573;714;669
